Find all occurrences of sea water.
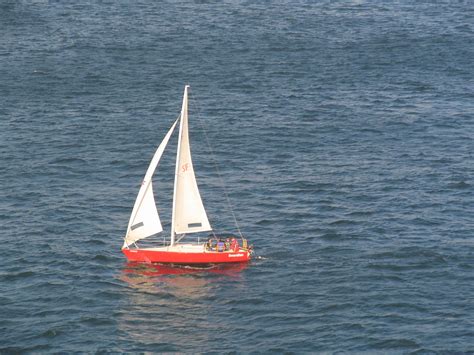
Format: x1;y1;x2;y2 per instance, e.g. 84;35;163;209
1;1;473;352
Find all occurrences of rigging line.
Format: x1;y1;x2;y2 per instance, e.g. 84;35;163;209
188;89;244;239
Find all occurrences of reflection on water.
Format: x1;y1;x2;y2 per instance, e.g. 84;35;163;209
124;261;248;275
120;262;248;300
121;262;248;289
117;262;249;351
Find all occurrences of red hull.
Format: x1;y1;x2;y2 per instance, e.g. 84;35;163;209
122;248;251;264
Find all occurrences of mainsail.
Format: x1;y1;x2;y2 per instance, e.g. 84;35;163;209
123;119;178;248
171;85;212;243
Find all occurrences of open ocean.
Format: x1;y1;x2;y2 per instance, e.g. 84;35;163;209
1;1;473;352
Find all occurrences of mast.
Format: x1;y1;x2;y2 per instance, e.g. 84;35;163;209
170;85;189;246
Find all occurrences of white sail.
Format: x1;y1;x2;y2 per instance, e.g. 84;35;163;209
123;119;178;248
171;86;212;243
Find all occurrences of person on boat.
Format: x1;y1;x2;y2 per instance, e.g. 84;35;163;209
205;238;212;251
217;240;225;252
230;237;239;252
206;237;218;251
224;238;231;251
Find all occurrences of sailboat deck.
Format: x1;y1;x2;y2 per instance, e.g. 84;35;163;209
143;244;206;253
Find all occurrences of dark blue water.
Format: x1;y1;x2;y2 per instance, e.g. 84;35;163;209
1;1;473;352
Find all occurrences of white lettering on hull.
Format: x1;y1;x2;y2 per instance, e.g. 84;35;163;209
228;253;244;258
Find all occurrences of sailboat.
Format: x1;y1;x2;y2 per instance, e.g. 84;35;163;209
122;85;252;264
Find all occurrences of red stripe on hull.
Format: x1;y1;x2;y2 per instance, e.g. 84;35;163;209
122;248;251;264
